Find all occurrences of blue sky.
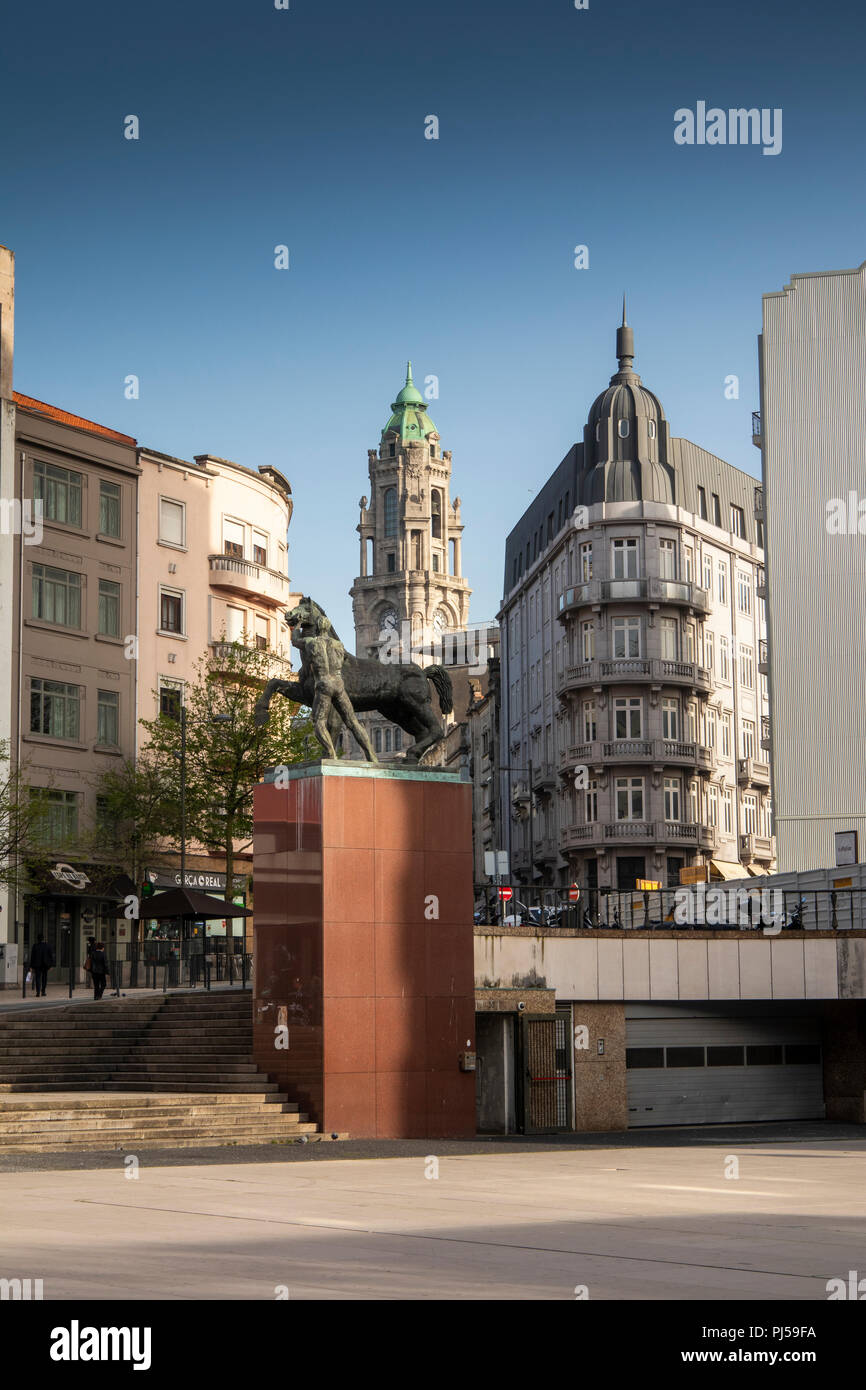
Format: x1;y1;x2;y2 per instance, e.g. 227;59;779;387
2;0;864;636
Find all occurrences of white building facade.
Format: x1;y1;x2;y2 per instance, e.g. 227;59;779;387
757;261;866;871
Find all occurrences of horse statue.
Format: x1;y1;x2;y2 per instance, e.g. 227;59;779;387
254;597;453;764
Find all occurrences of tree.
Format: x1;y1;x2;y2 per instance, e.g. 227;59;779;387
0;741;54;890
86;747;177;890
138;642;312;899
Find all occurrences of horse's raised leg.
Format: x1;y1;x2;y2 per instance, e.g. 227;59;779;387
402;706;444;763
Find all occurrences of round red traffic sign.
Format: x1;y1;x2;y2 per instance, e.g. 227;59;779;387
498;887;513;901
568;883;580;903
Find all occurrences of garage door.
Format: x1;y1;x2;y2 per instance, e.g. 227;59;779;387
626;1009;824;1127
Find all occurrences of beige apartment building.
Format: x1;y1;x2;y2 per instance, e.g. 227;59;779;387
135;446;298;892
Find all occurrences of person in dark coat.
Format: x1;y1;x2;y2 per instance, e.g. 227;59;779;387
90;941;108;1000
29;934;53;996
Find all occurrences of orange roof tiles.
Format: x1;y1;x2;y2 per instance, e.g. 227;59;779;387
13;392;136;445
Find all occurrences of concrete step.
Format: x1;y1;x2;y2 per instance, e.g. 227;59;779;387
0;1080;280;1093
0;1130;343;1154
0;1092;289;1111
0;1112;311;1135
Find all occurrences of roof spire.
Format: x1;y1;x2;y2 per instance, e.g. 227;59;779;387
405;360;414;385
616;297;635;375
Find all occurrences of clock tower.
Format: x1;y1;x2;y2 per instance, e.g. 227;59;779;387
350;363;471;754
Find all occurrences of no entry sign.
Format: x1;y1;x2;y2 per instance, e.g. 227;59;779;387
568;883;580;903
498;887;513;902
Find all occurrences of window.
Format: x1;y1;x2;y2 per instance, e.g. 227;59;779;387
160;588;184;634
708;1046;744;1067
33;460;82;527
383;489;397;537
159;498;185;547
697;485;708;521
255;614;269;651
720;713;731;758
611;538;639;579
159;683;182;720
659;539;676;579
387;552;396;573
374;728;382;753
252;530;268;566
706;707;716;747
617;419;629;438
663;777;681;822
719;635;730;682
731;504;746;538
583;700;597;742
30;679;80;740
223;518;245;559
703;553;712;591
662;698;679;741
717;560;727;605
742;719;756;759
99;481;121;537
394;728;402;751
431;491;442;540
97;690;119;746
585;779;598;823
740;645;754;690
712;493;721;528
389;443;396;458
688;779;699;822
786;1044;821;1065
580;621;594;662
614;697;642;739
580;542;593;582
683;623;695;662
98;579;121;637
29;788;79;844
746;1045;782;1066
667;1047;706;1068
615;776;644;821
707;784;718;826
756;519;765;549
626;1048;664;1069
611;616;641;659
660;618;678;661
432;554;439;572
704;630;714;672
686;702;697;743
722;787;733;833
385;728;392;752
648;420;656;439
737;571;752;615
32;564;81;628
225;606;245;643
743;794;758;833
683;545;694;582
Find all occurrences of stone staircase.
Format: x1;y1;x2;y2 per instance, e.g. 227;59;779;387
0;991;340;1152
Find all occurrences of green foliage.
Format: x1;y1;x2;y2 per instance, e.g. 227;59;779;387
0;742;56;889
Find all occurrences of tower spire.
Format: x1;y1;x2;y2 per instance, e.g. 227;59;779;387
616;296;635;375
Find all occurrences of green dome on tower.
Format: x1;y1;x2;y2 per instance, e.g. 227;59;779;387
381;362;438;442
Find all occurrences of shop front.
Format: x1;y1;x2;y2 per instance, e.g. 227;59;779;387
22;862;132;987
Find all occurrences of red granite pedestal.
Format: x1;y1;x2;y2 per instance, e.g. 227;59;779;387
252;761;477;1139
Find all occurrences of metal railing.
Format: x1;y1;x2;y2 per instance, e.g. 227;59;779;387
106;935;252;993
473;885;865;932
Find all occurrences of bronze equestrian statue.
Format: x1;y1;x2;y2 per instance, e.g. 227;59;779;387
254;597;453;764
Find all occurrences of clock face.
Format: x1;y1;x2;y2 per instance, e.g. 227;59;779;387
379;607;400;635
432;607;450;634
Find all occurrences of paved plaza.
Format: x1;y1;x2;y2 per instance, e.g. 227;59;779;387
1;1133;863;1300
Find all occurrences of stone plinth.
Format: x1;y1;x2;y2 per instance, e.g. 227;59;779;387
252;761;477;1139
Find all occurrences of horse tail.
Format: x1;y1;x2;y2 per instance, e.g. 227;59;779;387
424;664;453;715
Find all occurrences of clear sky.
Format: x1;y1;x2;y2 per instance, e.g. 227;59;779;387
3;0;864;637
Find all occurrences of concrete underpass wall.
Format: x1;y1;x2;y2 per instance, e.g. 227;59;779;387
572;1002;628;1131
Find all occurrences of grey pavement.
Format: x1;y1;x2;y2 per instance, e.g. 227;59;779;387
1;1129;863;1300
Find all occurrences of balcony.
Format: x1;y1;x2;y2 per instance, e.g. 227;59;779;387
740;833;773;862
754;485;764;517
560;821;716;851
558;578;709;619
531;763;557;792
210;641;292;682
557;658;711;698
756;568;766;599
737;757;771;788
752;413;762;449
758;638;768;673
208;554;290;607
532;835;558;862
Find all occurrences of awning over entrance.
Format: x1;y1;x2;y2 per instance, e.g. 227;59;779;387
709;860;746;881
746;865;769;876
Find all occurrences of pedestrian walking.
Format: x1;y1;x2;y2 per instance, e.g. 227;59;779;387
90;941;108;1000
28;933;54;996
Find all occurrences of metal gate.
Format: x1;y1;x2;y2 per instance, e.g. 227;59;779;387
521;1013;572;1133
